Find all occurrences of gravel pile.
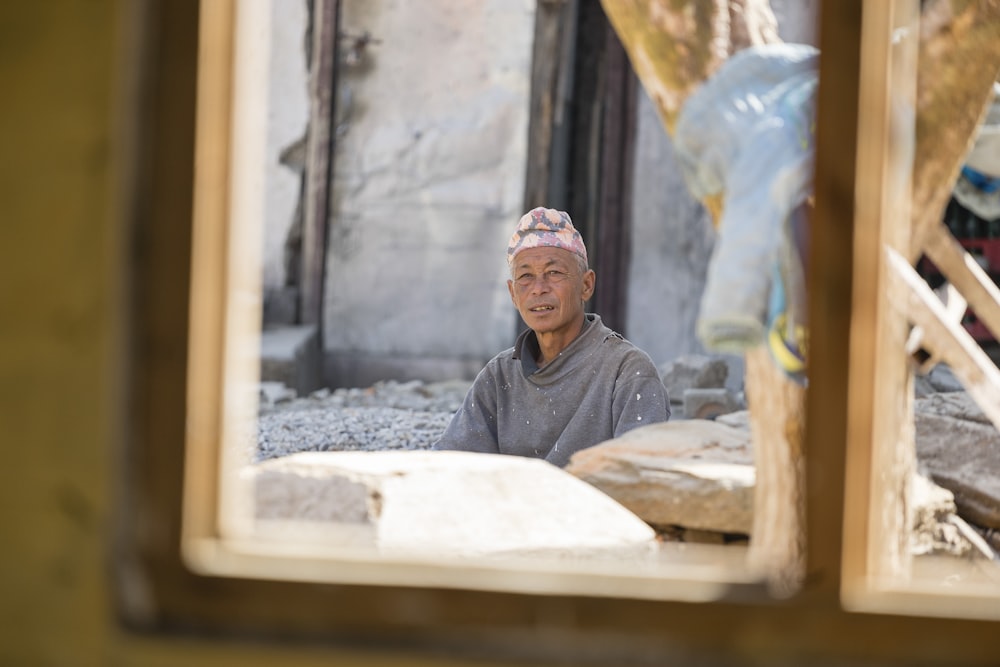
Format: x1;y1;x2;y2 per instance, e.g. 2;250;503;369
255;379;471;462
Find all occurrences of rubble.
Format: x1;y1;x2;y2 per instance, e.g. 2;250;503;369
250;370;999;560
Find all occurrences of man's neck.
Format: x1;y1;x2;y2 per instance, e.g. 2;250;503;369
534;314;587;367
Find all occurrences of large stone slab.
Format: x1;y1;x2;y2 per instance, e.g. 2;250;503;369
915;392;1000;530
564;421;755;534
560;390;999;552
248;450;657;560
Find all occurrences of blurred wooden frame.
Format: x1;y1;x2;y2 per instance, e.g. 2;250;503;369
122;0;1000;662
834;0;1000;617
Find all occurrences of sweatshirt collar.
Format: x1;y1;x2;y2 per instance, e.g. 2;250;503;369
514;313;600;378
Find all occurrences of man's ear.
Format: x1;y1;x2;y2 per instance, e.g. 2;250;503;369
582;269;596;301
507;279;517;305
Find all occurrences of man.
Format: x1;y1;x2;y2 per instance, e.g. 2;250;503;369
433;207;670;467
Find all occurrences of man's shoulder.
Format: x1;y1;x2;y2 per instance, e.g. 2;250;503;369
489;345;517;363
478;346;518;376
592;325;661;374
591;320;647;356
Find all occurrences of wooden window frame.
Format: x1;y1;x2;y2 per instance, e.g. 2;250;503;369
118;0;1000;662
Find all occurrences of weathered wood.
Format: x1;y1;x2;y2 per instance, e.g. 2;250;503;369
300;0;341;328
922;221;1000;344
523;0;577;211
592;25;637;334
905;283;966;375
184;0;235;562
599;0;778;135
743;346;805;596
909;0;1000;261
840;0;920;593
887;246;1000;432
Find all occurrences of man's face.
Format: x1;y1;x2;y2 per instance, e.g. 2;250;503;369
507;246;595;337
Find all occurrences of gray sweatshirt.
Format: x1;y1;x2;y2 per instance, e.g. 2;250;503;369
433;314;670;467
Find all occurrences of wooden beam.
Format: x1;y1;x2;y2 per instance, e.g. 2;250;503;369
300;0;341;329
523;0;577;212
839;0;919;595
592;23;636;334
922;221;1000;344
908;1;1000;261
904;283;966;375
886;246;1000;432
183;0;234;548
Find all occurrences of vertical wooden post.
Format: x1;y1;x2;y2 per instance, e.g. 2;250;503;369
523;0;578;212
744;347;807;596
840;0;919;593
593;24;637;334
184;0;235;551
300;0;340;333
747;0;918;598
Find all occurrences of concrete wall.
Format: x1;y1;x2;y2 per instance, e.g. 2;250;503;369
624;0;820;388
262;0;310;320
254;0;820;389
323;0;534;387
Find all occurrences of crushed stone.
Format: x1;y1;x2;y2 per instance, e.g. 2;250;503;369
255;379;470;462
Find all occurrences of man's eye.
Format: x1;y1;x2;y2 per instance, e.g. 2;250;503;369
548;270;567;281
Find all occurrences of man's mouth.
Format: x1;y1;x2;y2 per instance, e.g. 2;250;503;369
529;305;555;312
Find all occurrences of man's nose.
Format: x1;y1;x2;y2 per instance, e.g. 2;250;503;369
528;276;552;293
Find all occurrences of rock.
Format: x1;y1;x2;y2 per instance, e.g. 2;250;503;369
910;472;988;558
659;355;746;418
682;388;745;420
247;450;658;560
659;354;730;399
260;324;323;397
916;391;996;426
248;372;999;561
915;392;1000;530
255;406;453;461
716;410;751;431
259;381;297;408
924;364;965;394
563;408;988;555
565;420;755;534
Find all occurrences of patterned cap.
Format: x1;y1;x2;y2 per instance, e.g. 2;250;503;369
506;207;588;267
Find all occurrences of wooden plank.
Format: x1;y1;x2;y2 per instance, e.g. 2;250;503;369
522;0;575;211
300;0;341;329
743;346;805;597
806;0;865;598
886;246;1000;432
810;0;917;599
847;0;920;590
592;23;636;334
183;0;234;556
904;283;966;375
907;3;1000;261
922;221;1000;344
